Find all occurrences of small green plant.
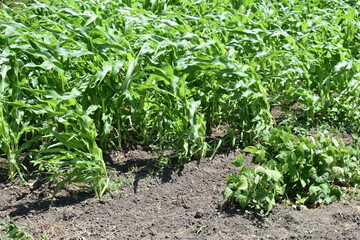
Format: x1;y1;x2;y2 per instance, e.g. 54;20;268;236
224;154;284;215
224;127;360;215
0;217;49;240
107;177;134;192
187;225;206;235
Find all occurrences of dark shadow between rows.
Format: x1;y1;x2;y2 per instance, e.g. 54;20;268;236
103;149;184;194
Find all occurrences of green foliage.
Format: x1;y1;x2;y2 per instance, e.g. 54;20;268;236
224;127;360;215
0;0;359;201
0;0;274;195
224;154;284;215
0;217;49;240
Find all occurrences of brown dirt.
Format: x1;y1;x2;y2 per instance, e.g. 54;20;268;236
1;148;359;240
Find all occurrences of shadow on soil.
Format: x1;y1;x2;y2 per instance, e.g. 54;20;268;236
2;189;93;218
103;151;185;194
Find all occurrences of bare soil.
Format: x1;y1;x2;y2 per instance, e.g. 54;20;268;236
1;147;359;240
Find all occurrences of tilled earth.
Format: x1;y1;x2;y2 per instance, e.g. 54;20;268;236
1;149;359;239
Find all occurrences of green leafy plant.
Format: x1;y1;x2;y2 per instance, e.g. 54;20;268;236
224;154;284;215
224;127;360;215
0;217;49;240
247;128;359;204
0;0;359;201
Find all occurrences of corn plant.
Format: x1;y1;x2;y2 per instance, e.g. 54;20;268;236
0;217;49;240
1;0;359;200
